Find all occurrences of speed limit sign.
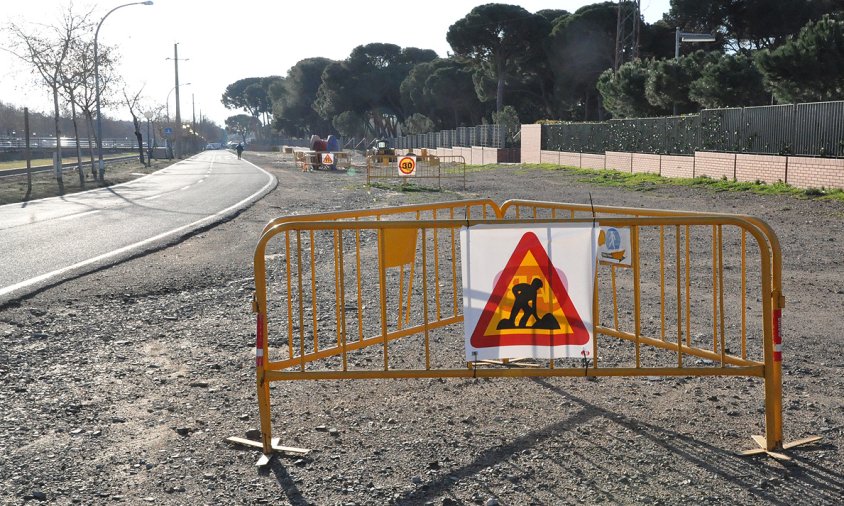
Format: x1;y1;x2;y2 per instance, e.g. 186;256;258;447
397;155;417;176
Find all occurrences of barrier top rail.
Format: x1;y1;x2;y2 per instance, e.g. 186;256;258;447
260;198;499;235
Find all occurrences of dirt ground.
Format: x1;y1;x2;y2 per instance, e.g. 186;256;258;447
0;150;842;505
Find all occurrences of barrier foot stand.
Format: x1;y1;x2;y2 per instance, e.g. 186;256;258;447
740;435;822;461
225;436;311;467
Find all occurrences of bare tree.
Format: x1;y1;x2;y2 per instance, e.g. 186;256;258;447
122;87;145;166
59;13;96;189
7;5;91;195
63;33;119;182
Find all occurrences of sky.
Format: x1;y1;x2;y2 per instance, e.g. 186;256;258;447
1;0;671;128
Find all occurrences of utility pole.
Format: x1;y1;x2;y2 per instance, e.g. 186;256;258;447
170;43;189;158
614;0;640;71
24;107;32;194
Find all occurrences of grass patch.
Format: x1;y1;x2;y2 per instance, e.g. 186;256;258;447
0;152;137;171
0;158;174;206
368;181;442;193
523;163;844;201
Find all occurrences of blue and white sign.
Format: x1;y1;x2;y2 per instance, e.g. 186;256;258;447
163;127;173;136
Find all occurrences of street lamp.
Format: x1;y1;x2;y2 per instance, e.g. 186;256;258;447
143;110;153;167
673;27;716;115
94;1;153;180
166;83;191;122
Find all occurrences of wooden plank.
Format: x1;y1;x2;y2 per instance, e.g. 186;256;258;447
782;436;822;450
226;436;311;456
226;436;262;449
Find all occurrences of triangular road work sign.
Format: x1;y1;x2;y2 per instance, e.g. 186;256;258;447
470;231;589;349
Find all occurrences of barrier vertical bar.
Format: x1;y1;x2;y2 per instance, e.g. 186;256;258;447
397;265;405;330
433;210;442;320
718;226;726;366
450;208;458;317
633;226;642;368
337;231;348;371
592;266;599;369
253;248;273;455
712;225;719;353
685;226;691;346
675;226;683;367
611;266;619;330
422;228;431;370
378;229;389;370
297;231;305;371
741;230;747;359
310;230;318;353
285;232;294;358
660;226;666;341
355;224;364;343
334;230;342;351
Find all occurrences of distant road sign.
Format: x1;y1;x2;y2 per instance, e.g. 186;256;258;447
163;127;173;136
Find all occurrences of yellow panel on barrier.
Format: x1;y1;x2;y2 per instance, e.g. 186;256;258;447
237;199;818;464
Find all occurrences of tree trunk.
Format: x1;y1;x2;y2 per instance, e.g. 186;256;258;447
71;100;85;189
496;62;505;114
132;114;145;165
52;86;64;195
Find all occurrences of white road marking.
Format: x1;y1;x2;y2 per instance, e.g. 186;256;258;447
58;210;101;221
144;194;162;201
180;185;191;190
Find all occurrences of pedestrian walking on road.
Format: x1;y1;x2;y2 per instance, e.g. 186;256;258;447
236;143;244;159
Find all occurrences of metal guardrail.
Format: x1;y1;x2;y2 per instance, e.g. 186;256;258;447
392;125;508;150
0;137;146;150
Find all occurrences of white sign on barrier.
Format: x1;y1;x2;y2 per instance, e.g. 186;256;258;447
460;224;597;361
598;226;632;266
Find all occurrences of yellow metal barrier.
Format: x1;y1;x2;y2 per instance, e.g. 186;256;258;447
294;150;352;171
366;154;466;189
243;199;818;461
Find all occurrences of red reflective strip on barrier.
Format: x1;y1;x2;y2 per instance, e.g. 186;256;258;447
773;309;782;362
256;313;265;367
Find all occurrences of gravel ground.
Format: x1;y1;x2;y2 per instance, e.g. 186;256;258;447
1;151;842;505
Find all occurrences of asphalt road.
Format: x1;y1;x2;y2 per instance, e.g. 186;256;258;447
0;149;275;303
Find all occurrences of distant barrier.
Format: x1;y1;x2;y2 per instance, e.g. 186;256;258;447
366;154;466;189
294;150;352;171
242;199;818;461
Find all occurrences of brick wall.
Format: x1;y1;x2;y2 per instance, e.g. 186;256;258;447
605;152;632;172
518;125;844;189
581;153;605;170
472;147;484;165
540;150;560;165
632;153;661;174
559;152;580;167
520;124;541;163
660;155;695;178
787;157;844;189
695;152;736;179
735;154;787;184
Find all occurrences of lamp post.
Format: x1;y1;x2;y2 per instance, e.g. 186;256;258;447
673;27;716;115
166;83;191;122
94;1;153;180
143;110;153;167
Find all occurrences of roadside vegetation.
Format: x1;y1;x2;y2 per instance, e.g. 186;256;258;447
529;163;844;201
0;158;170;206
